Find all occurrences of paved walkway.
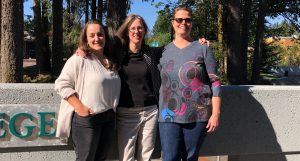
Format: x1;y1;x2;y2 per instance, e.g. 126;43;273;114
150;156;228;161
199;156;228;161
23;59;36;68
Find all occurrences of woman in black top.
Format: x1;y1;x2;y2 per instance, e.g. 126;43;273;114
116;15;162;161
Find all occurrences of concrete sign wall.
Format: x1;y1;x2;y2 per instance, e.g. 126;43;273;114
0;104;62;148
0;84;63;148
200;86;300;154
1;84;300;161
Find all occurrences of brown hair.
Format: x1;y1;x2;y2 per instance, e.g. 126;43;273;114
172;5;193;19
116;14;148;50
78;19;119;71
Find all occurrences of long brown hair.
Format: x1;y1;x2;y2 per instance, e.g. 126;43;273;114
78;20;119;71
116;14;149;50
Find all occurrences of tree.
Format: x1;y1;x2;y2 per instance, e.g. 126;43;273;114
106;0;129;33
217;0;223;53
66;0;81;28
34;0;43;73
217;0;226;74
91;0;96;19
266;21;299;37
240;0;252;82
249;0;300;84
1;0;23;82
152;3;172;45
152;4;172;37
52;0;63;76
63;0;82;58
251;0;266;84
39;0;52;72
224;0;246;84
0;0;2;81
267;0;300;31
85;0;89;23
34;0;51;73
97;0;103;23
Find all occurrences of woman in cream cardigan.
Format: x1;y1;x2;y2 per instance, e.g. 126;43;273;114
55;20;120;161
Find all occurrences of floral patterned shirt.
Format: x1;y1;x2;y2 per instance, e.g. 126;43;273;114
158;41;221;123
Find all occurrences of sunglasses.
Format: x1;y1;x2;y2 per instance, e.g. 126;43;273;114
173;18;192;23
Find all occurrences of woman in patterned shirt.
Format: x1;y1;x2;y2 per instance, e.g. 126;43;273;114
158;5;222;161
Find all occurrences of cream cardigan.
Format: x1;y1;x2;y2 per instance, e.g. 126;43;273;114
54;54;120;142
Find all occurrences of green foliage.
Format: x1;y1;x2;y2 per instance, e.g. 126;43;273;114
266;0;300;31
147;32;171;46
152;4;172;37
209;40;228;85
23;74;54;83
266;20;299;37
209;41;225;64
281;43;300;66
190;0;218;40
261;43;284;72
63;23;82;58
24;15;34;35
152;0;218;43
62;3;84;58
42;0;52;18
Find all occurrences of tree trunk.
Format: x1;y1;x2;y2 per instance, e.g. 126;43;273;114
66;0;72;28
251;0;266;84
0;0;2;81
85;0;89;23
40;0;51;72
204;4;208;38
34;0;43;73
217;0;223;53
217;0;225;74
91;0;96;19
68;0;78;28
52;0;63;76
106;0;128;33
1;0;23;82
97;0;103;23
225;0;246;85
240;0;253;84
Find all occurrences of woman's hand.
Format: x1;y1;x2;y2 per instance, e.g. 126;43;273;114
66;94;94;117
76;105;94;117
206;114;219;133
198;38;210;47
75;48;87;58
207;96;221;132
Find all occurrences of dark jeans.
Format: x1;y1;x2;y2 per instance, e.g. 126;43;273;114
159;122;207;161
72;109;115;161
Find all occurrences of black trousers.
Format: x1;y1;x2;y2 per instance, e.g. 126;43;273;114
71;109;115;161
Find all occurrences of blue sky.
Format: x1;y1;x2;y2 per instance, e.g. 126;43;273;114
128;1;164;31
24;0;165;31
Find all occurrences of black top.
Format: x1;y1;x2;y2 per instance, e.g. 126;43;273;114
118;45;163;108
118;52;156;107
